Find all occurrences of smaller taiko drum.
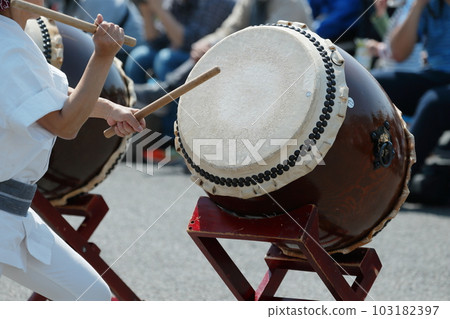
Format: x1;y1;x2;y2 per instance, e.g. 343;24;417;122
175;22;415;254
26;18;135;206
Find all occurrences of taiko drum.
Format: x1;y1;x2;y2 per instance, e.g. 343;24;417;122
176;22;415;254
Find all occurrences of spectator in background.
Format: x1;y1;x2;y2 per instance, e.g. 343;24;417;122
134;0;313;95
195;0;313;52
124;0;236;85
189;0;313;65
374;0;450;204
132;0;313;140
47;0;146;63
364;0;424;71
308;0;364;55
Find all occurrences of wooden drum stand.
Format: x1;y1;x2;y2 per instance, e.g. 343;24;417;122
187;197;382;301
29;191;140;301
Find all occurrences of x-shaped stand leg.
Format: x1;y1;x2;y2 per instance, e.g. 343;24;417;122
188;197;382;301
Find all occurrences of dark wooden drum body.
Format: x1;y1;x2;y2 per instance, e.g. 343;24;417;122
208;48;413;254
176;22;415;254
26;19;134;205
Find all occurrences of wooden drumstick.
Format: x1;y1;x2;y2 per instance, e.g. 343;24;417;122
11;0;137;47
103;66;221;139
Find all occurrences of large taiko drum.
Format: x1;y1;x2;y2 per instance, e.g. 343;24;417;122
25;18;134;206
175;22;415;254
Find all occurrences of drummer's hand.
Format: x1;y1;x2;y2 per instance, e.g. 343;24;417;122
107;105;146;137
93;14;124;58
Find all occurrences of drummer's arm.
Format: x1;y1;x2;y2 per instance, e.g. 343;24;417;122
37;15;122;140
90;98;145;137
66;87;145;137
390;0;428;62
63;87;146;137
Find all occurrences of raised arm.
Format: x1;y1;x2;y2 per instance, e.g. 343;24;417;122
147;0;184;48
139;0;160;40
37;14;124;139
390;0;429;62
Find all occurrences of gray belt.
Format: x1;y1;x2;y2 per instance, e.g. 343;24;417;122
0;179;37;217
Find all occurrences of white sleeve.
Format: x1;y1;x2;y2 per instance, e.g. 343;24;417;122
3;49;68;137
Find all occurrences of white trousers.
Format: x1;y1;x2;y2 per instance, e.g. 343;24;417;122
0;234;111;301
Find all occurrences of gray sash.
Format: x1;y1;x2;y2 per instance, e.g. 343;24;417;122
0;179;37;217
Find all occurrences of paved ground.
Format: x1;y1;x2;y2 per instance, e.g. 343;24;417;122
1;161;449;301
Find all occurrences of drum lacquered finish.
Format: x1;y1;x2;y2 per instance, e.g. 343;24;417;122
176;22;415;254
209;48;413;253
29;21;134;205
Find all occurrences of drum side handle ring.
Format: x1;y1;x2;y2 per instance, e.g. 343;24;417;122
371;121;396;169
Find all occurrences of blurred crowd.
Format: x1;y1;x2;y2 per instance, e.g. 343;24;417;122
44;0;450;206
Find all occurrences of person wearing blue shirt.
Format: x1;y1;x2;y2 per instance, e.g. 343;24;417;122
374;0;450;203
308;0;363;54
125;0;236;85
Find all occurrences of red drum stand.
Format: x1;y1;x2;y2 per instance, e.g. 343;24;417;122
29;191;140;301
187;197;382;301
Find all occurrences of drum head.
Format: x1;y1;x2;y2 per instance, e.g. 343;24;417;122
177;23;349;198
